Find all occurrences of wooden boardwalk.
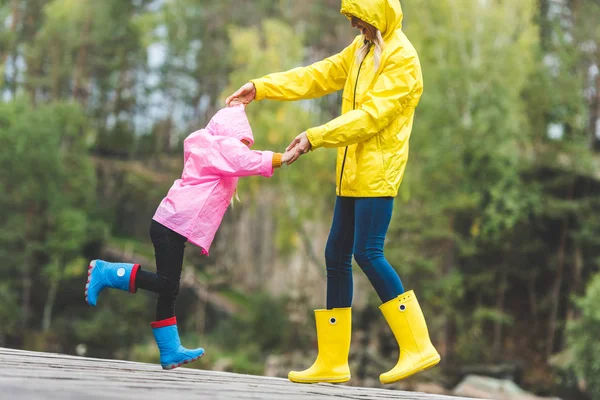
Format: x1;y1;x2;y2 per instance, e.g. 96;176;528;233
0;347;476;400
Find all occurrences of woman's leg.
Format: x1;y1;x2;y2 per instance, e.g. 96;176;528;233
136;220;187;320
353;197;404;303
288;196;354;383
324;196;356;309
353;198;440;384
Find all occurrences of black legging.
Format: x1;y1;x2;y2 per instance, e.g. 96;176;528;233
135;220;187;321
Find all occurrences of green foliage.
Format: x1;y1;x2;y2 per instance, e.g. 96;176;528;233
211;292;291;354
0;98;104;341
223;19;337;254
568;274;600;398
2;0;600;397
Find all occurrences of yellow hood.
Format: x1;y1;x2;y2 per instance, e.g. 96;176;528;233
340;0;403;39
251;0;422;197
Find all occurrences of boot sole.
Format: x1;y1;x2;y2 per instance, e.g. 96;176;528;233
380;354;441;384
85;260;97;306
288;374;351;384
161;353;204;370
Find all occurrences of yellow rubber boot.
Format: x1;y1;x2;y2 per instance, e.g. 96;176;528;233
379;290;441;384
288;308;351;384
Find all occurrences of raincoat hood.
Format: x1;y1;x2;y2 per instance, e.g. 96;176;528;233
340;0;403;39
154;104;275;255
251;0;422;198
206;104;255;146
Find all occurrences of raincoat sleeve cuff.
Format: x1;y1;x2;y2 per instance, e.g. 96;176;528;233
260;151;275;177
251;79;267;101
306;126;325;149
272;153;283;168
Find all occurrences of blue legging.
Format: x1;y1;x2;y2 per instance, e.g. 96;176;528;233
325;196;404;309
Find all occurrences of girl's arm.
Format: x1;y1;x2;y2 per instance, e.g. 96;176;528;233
201;136;283;178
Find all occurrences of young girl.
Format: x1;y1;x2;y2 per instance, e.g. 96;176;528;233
85;103;293;370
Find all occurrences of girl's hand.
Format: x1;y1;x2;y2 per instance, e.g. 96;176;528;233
286;132;311;165
281;148;296;165
226;82;256;106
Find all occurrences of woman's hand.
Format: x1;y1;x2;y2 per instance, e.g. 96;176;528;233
226;82;256;106
286;132;311;165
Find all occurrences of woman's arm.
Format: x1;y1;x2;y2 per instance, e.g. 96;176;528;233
250;37;360;102
306;51;422;149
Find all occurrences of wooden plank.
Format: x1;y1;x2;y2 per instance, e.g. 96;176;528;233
0;348;477;400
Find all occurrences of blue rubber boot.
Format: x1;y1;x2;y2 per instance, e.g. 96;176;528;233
85;259;140;306
152;317;205;370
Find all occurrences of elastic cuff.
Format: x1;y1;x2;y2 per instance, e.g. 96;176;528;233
129;264;140;293
306;127;325;149
272;153;283;168
250;79;266;101
151;316;177;328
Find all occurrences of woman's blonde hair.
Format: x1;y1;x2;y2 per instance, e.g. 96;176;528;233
356;26;385;70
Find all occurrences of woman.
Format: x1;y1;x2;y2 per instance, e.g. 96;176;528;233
226;0;440;385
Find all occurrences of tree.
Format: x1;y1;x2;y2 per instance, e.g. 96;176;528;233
567;273;600;398
0;99;97;342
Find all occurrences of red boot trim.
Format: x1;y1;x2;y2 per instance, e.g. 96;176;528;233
151;316;177;328
129;264;140;293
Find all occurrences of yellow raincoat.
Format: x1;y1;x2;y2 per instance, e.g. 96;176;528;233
251;0;423;197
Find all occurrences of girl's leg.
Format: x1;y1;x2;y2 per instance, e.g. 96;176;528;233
325;196;356;309
353;197;404;303
86;220;186;310
136;220;187;320
141;220;204;370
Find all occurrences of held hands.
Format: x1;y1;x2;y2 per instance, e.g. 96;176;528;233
226;82;256;106
227;82;312;166
285;132;311;165
281;148;296;165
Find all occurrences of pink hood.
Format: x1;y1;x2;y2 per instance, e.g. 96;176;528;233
153;104;274;254
205;104;255;145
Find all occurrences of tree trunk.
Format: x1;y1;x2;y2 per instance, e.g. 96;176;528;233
50;43;62;100
538;0;551;52
195;297;207;335
590;72;600;151
21;207;35;332
42;262;61;333
438;219;456;364
546;184;574;357
0;0;20;89
493;266;508;358
528;270;539;333
72;6;93;105
113;47;129;125
565;244;583;326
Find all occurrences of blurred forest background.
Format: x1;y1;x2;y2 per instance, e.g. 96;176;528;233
1;0;600;398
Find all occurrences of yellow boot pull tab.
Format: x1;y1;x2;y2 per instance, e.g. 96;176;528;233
288;308;352;384
379;291;441;384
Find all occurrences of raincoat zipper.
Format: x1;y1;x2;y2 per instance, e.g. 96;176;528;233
339;43;371;196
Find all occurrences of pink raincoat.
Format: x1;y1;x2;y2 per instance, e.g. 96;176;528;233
153;104;275;255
